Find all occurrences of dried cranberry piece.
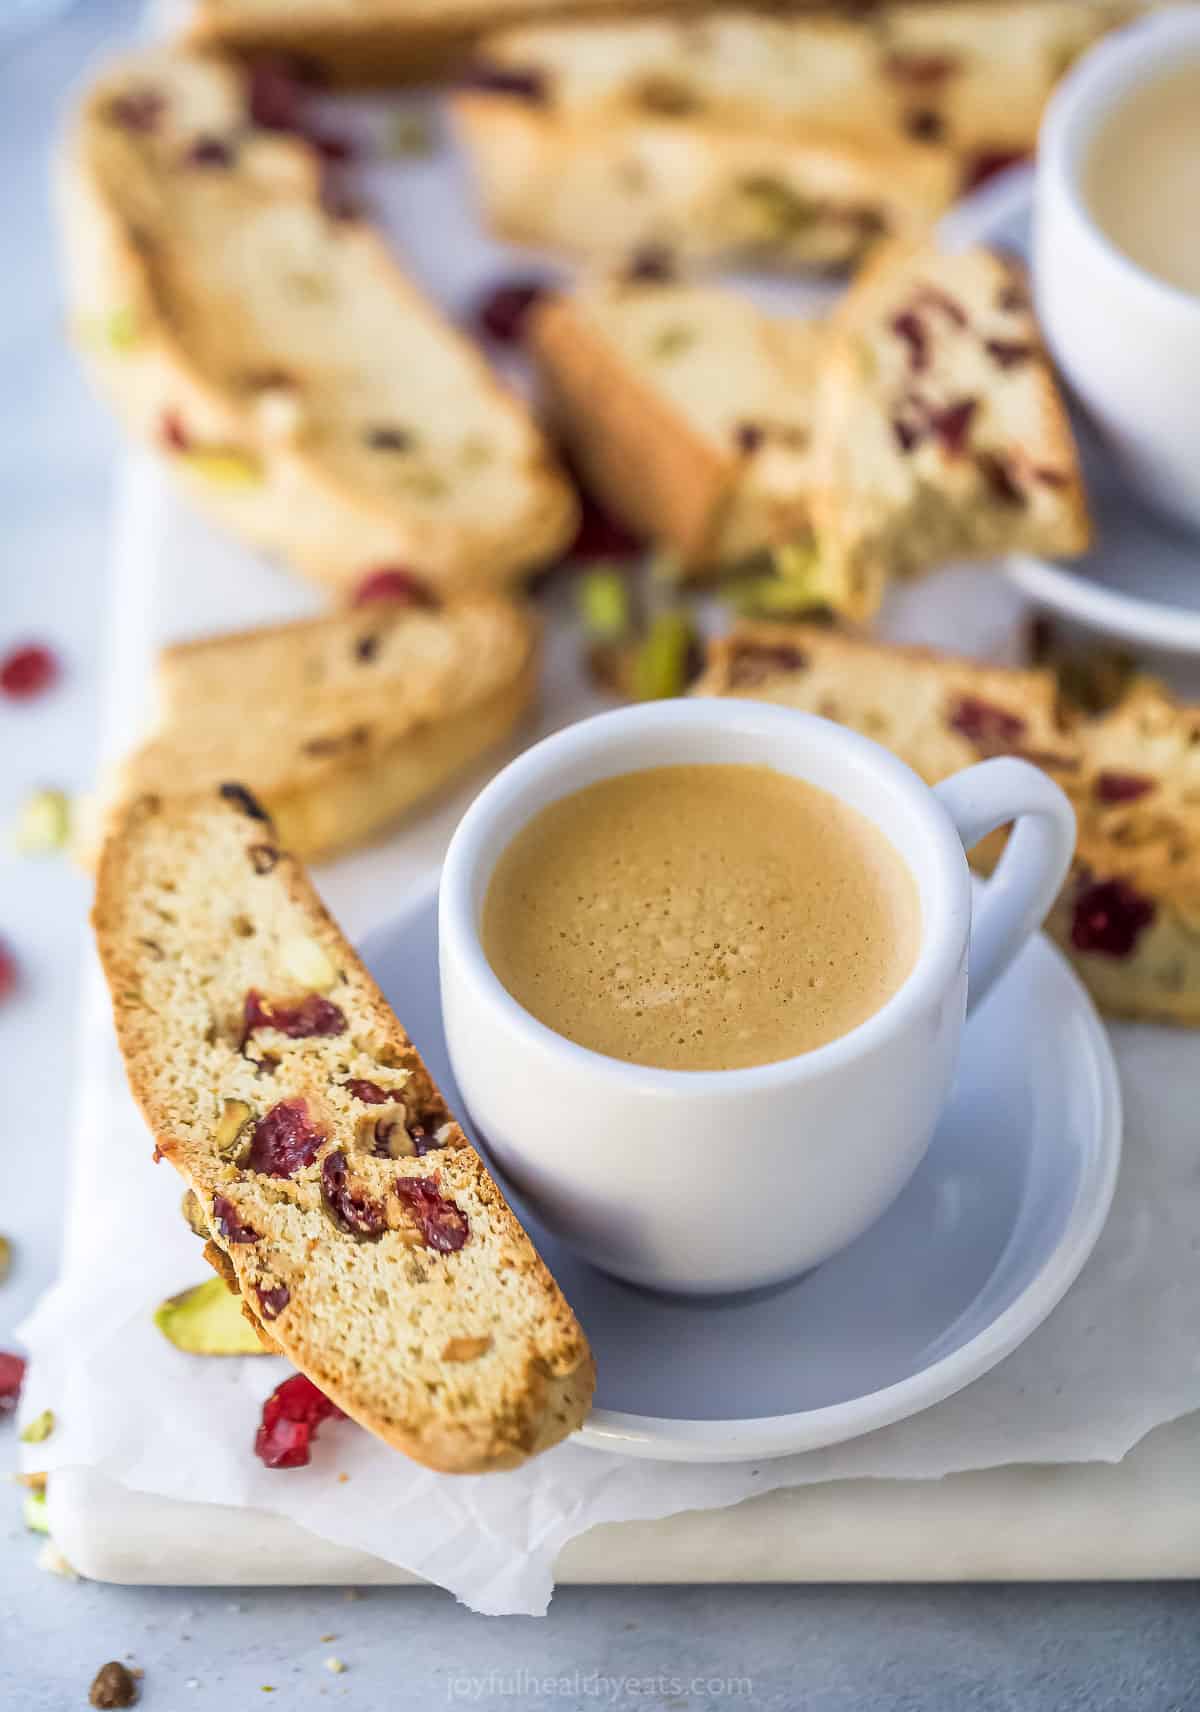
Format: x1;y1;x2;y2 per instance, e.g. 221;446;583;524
626;245;675;283
247;1098;324;1178
310;131;356;163
160;410;189;452
409;1122;446;1157
254;1372;344;1469
569;488;643;563
0;1351;26;1416
964;150;1031;193
1071;878;1156;958
394;1174;468;1253
734;422;764;455
255;1283;291;1321
884;52;960;85
247;56;308;131
345;1079;389;1103
929;398;977;455
977;450;1025;506
0;644;58;700
213;1194;260;1244
458;62;547;103
985;339;1035;370
322;1150;388;1238
474;280;547;345
352;567;438;608
890;309;930;372
949;695;1027;749
109;89;164;132
243;990;347;1040
0;941;16;1001
729;643;809;689
1095;771;1155;805
892;415;923;453
905;108;944;143
186;136;233;167
220;781;270;822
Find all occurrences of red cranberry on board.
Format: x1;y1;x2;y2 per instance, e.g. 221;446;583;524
394;1174;469;1253
0;942;15;1001
0;644;59;701
1071;877;1156;958
351;568;439;609
242;990;347;1041
254;1372;344;1469
246;1099;325;1178
0;1351;26;1415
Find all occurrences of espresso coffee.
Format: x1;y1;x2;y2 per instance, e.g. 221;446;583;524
481;764;920;1071
1084;65;1200;297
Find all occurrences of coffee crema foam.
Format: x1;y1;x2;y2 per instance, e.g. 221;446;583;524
482;764;921;1071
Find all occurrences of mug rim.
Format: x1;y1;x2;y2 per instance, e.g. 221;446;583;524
438;698;972;1093
1038;7;1200;320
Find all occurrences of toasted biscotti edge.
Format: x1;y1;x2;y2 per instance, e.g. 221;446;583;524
529;293;734;567
92;789;596;1472
88;595;540;866
696;623;1200;1026
59;51;578;597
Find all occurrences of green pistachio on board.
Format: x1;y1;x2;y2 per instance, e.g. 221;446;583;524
577;567;632;643
154;1278;267;1357
23;1490;49;1536
13;788;71;855
20;1410;54;1445
632;610;698;701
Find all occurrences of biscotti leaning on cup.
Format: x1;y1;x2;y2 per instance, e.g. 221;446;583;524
83;589;538;866
696;623;1200;1027
528;277;821;574
59;49;577;598
451;3;1129;273
93;786;595;1473
807;239;1091;620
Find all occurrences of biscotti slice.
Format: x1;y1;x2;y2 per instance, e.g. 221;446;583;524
696;623;1200;1026
453;14;957;273
184;0;726;83
529;279;821;571
94;787;595;1473
808;239;1090;619
92;591;537;865
60;50;577;598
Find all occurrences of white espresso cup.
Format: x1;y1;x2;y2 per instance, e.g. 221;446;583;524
1035;7;1200;534
439;702;1075;1295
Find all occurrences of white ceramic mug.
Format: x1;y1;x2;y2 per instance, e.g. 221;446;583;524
439;702;1075;1295
1034;8;1200;534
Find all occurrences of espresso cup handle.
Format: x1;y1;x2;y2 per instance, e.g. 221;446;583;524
933;758;1077;1016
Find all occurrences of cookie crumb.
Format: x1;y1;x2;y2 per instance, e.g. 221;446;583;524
325;1657;347;1675
319;1633;337;1643
89;1660;139;1708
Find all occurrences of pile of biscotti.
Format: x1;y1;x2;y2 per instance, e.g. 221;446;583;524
67;0;1193;1476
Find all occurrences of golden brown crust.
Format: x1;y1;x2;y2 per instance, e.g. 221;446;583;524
93;788;595;1473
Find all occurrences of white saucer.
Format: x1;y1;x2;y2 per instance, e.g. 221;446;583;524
943;166;1200;656
360;885;1121;1464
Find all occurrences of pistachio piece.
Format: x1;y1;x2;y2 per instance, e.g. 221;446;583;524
214;1098;253;1163
577;568;632;643
20;1409;54;1445
178;446;263;487
154;1278;268;1356
632;610;698;701
180;1191;208;1239
726;541;826;617
13;788;71;854
355;1102;414;1158
281;935;338;993
23;1489;49;1536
